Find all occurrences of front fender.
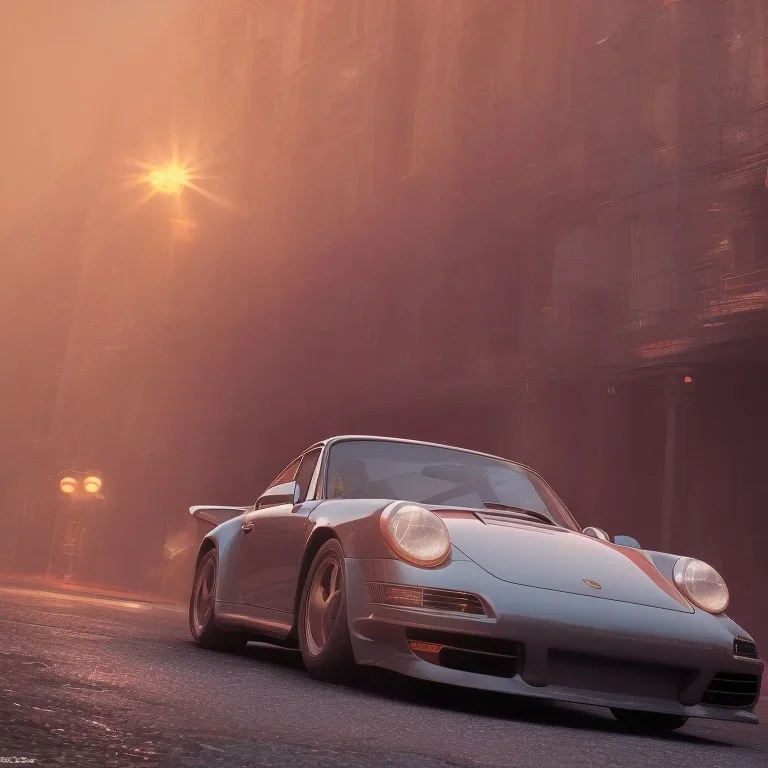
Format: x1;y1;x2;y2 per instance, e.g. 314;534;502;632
308;499;469;562
645;549;758;641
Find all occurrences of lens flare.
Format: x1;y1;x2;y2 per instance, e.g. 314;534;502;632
118;142;234;227
145;164;190;197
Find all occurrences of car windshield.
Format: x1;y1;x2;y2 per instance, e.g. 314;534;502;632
324;439;580;531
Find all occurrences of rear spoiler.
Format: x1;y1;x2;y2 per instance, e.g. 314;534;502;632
189;505;248;527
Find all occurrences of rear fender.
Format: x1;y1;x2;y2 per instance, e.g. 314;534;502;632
189;509;247;604
189;505;248;528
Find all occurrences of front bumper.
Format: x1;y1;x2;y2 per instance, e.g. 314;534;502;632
345;557;763;724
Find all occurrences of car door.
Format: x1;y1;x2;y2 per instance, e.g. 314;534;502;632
238;448;322;612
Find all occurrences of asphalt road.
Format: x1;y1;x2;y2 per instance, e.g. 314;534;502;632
1;582;766;768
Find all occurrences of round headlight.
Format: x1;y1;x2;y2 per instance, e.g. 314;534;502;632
673;557;729;615
379;502;451;567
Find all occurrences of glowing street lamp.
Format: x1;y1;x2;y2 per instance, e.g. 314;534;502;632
57;470;105;499
83;475;103;494
145;164;190;197
127;152;228;220
50;470;105;583
59;476;77;494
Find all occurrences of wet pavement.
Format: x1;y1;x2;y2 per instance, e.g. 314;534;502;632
0;581;766;767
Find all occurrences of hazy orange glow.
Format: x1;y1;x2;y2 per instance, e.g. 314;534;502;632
170;217;199;242
119;144;231;225
0;586;147;611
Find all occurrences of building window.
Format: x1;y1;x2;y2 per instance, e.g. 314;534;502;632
552;226;588;305
341;141;361;217
731;225;754;273
731;213;768;272
756;212;768;265
643;79;679;148
729;36;748;85
629;216;676;316
315;0;364;55
391;1;428;180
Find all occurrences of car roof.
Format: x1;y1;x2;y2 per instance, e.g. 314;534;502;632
312;435;537;473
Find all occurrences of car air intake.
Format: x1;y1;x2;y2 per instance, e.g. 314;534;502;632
406;628;520;678
733;637;758;659
701;672;761;708
365;583;487;616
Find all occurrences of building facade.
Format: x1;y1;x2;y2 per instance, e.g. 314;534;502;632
513;0;768;650
9;0;766;646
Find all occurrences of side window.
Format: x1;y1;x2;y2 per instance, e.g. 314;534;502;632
294;448;322;503
268;457;301;490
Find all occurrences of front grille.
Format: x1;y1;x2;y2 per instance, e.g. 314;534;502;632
365;583;487;616
406;628;520;678
733;637;759;659
546;650;687;701
702;672;761;708
439;647;517;677
421;588;485;614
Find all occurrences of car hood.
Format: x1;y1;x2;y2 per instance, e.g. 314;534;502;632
442;514;693;613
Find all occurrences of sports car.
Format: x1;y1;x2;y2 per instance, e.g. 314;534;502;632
188;435;763;731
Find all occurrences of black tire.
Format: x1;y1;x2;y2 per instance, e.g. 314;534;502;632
610;708;689;732
189;550;248;653
298;539;357;682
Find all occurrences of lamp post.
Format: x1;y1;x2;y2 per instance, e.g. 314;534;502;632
48;470;105;582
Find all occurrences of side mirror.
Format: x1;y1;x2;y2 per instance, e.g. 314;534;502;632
257;481;300;508
582;526;610;541
614;535;641;549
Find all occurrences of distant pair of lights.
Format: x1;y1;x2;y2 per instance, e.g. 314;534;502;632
59;475;102;495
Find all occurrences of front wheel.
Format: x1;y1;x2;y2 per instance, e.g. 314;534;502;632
298;539;357;682
189;550;247;653
610;708;689;732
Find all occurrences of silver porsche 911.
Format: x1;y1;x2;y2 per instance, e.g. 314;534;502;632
188;435;763;732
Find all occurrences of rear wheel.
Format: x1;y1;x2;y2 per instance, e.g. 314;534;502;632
189;550;247;652
610;708;689;732
298;539;356;681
